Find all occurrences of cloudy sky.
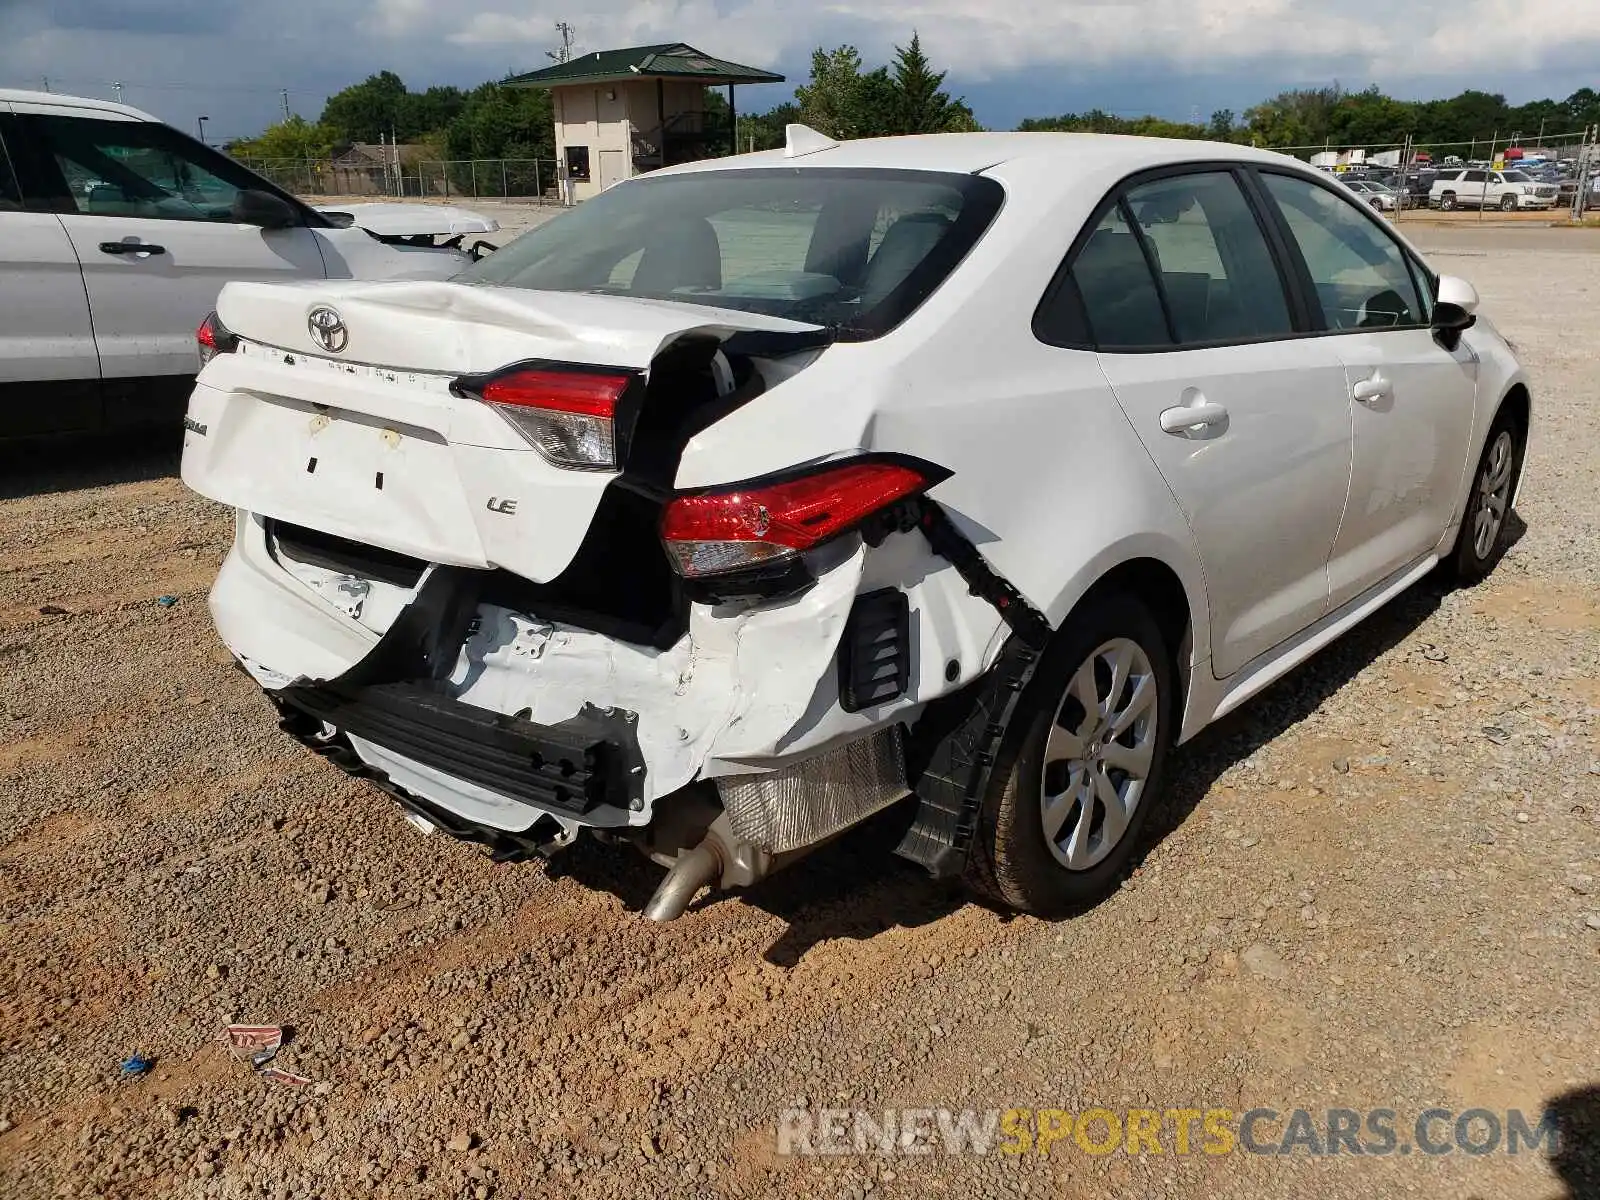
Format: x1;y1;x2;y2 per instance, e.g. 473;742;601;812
2;0;1597;142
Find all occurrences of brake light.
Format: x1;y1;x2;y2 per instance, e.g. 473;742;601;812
660;457;948;579
196;311;237;366
466;367;635;470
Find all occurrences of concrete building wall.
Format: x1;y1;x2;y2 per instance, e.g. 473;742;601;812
552;80;709;202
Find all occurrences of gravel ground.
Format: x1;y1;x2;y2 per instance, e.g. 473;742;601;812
0;226;1596;1199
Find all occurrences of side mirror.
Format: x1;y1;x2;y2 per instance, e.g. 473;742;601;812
1432;274;1479;351
232;189;300;230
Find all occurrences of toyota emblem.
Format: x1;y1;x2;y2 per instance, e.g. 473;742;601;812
307;306;348;354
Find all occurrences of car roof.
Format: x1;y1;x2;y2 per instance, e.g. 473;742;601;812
651;130;1315;180
0;88;158;121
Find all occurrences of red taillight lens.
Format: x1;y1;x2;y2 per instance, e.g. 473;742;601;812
661;459;944;579
469;367;634;470
196;311;237;366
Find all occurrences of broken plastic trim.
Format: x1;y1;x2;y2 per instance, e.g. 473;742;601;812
274;565;649;819
895;498;1051;877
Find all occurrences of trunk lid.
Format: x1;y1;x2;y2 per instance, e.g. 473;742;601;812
185;280;824;585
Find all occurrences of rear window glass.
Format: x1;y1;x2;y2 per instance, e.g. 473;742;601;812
459;168;1004;339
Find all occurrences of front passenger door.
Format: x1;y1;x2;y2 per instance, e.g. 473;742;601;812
1059;169;1355;678
1259;171;1475;611
7;106;327;391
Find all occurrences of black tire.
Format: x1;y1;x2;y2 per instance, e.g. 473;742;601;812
964;591;1177;918
1446;408;1525;584
1440;192;1457;210
1500;193;1518;212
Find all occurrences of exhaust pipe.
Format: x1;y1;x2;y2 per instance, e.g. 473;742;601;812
644;842;721;922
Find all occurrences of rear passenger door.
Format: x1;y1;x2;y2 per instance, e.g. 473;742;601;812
0;112;101;436
1042;167;1354;678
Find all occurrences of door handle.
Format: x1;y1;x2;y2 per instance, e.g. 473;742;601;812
99;241;166;256
1352;372;1393;403
1159;401;1230;434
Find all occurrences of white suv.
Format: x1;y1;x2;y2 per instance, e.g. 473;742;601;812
0;90;496;440
181;129;1531;921
1430;168;1559;211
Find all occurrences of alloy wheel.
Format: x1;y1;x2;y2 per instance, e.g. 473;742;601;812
1039;638;1160;871
1472;431;1515;559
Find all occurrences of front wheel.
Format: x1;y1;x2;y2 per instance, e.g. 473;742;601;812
964;592;1176;917
1500;193;1518;212
1447;412;1525;583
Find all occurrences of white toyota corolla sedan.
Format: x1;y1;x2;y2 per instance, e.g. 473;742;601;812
180;127;1530;921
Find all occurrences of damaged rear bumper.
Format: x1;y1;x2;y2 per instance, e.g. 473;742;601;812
211;505;1009;861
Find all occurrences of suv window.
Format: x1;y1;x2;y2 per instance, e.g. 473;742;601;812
0;129;19;211
14;114;286;223
1463;170;1488;183
1261;172;1425;331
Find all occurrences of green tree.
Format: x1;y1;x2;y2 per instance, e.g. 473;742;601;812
890;32;975;133
794;46;871;139
320;71;410;144
444;83;554;162
399;86;467;139
228;115;336;161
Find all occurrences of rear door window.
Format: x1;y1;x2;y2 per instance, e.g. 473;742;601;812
1260;172;1425;331
1041;169;1295;351
1123;172;1293;345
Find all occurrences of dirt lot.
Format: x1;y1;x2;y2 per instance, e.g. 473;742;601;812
1;225;1597;1199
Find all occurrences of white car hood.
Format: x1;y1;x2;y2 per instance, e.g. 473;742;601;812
315;203;500;237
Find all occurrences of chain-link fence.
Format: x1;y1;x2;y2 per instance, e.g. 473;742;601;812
232;157;565;203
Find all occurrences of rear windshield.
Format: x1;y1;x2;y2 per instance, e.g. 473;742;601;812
458;168;1005;339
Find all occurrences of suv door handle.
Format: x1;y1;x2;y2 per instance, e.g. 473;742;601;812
1159;401;1230;434
99;241;166;256
1352;372;1393;403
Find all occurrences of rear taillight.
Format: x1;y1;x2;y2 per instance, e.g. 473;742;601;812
660;457;949;579
196;311;237;366
460;366;638;470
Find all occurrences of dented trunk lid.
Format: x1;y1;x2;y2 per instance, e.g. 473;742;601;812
183;279;824;585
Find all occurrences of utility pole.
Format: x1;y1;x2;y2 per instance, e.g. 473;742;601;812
280;89;291;122
197;115;210;146
548;22;576;64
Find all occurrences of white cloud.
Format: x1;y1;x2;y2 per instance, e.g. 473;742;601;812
367;0;1600;81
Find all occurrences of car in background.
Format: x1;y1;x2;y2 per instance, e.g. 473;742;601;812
0;89;499;440
1429;168;1559;211
180;129;1531;922
1344;179;1403;211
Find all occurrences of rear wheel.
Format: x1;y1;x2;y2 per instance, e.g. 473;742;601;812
1500;193;1518;212
964;592;1176;917
1447;410;1525;583
1440;192;1458;210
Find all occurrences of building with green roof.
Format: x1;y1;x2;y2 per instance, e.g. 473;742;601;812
504;43;785;201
